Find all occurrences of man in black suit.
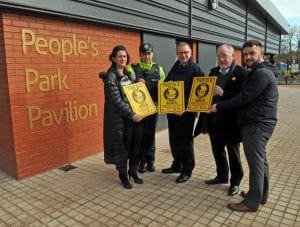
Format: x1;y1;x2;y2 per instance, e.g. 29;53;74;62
162;42;204;183
201;44;247;196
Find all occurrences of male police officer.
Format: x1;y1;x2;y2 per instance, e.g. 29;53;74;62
128;43;165;173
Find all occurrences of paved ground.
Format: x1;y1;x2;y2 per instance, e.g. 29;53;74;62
0;85;299;227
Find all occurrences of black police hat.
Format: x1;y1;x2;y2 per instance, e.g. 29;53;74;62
139;43;153;53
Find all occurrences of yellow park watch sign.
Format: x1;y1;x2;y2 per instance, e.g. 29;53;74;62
123;82;157;117
187;76;217;112
158;81;185;114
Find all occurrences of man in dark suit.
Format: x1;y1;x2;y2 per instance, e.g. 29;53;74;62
209;40;278;212
201;44;247;196
162;42;204;183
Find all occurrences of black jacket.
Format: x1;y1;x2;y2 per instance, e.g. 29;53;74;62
100;66;135;165
194;63;247;143
217;61;278;129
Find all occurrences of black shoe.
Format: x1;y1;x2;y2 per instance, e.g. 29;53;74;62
176;173;190;183
128;171;143;184
147;161;155;172
118;173;133;189
138;163;146;173
228;185;239;196
162;167;181;174
205;177;228;185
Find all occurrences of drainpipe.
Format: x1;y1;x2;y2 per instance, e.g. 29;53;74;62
189;0;193;39
245;1;248;42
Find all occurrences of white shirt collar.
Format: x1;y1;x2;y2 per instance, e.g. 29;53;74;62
219;67;230;75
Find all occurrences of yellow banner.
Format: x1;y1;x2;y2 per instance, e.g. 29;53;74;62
158;81;185;114
123;82;157;117
187;76;217;112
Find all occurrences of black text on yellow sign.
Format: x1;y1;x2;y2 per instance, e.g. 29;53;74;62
158;81;185;114
123;82;157;117
187;76;217;112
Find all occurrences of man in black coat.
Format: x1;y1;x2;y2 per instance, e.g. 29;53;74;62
201;44;247;196
209;40;278;212
162;42;204;183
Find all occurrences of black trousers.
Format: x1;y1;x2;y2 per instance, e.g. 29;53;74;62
241;124;274;210
139;113;158;164
167;112;196;176
116;120;143;174
209;133;243;186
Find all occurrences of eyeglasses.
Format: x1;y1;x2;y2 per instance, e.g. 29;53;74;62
176;51;190;55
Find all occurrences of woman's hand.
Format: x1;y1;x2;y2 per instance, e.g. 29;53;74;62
132;114;143;122
137;78;145;83
173;111;184;116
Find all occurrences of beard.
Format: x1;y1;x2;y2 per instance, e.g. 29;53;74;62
246;61;260;70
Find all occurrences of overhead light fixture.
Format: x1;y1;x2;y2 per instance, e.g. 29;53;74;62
209;0;218;11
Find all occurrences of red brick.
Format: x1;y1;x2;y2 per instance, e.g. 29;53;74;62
0;11;141;180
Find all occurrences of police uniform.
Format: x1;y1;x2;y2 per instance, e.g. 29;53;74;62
128;43;165;172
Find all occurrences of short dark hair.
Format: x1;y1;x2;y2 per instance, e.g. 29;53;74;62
242;40;262;49
109;45;130;65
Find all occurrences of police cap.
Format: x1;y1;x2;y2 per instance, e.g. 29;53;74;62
139;43;153;53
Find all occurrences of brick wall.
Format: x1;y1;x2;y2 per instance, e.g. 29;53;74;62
234;49;242;66
0;12;17;178
0;11;141;179
192;41;197;62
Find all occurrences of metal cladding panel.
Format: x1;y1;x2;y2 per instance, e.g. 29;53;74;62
0;0;190;37
191;0;245;47
198;42;217;75
255;0;289;34
143;33;177;76
247;8;266;43
0;0;286;54
266;24;280;54
142;33;177;130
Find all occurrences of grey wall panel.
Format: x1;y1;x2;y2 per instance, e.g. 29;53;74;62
191;0;245;47
0;0;287;54
192;29;244;48
247;8;266;45
0;0;190;37
198;42;217;75
266;24;280;54
143;33;177;76
256;0;289;32
142;33;177;130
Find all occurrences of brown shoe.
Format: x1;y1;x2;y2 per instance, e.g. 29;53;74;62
227;202;257;212
240;191;266;205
